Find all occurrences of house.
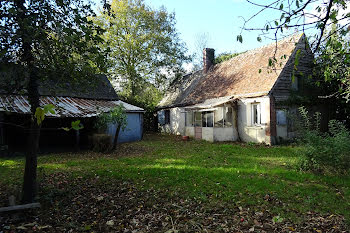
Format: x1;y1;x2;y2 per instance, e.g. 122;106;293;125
0;74;144;153
157;34;314;144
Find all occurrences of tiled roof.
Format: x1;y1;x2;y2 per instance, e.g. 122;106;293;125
159;34;304;108
0;95;144;118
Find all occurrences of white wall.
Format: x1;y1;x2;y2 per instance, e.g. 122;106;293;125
213;127;238;142
237;96;271;144
202;127;214;142
159;107;185;135
185;127;195;137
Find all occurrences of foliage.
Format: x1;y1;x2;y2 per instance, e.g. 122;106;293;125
214;52;242;64
34;104;56;125
62;120;84;132
0;0;107;203
297;106;350;173
92;0;190;97
237;0;350;101
0;0;107;90
314;25;350;102
95;105;127;131
118;81;162;131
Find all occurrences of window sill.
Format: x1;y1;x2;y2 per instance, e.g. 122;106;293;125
246;125;264;129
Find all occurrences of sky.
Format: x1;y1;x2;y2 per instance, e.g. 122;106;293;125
90;0;285;56
89;0;338;71
144;0;281;55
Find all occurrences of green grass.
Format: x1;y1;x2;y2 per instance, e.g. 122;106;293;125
1;133;350;223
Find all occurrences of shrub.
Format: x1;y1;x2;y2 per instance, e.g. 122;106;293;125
297;106;350;173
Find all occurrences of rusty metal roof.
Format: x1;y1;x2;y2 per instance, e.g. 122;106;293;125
0;95;144;118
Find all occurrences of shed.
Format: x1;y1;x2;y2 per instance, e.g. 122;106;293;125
106;101;145;143
0;74;144;153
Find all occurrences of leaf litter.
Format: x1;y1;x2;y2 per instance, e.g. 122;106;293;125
0;172;348;232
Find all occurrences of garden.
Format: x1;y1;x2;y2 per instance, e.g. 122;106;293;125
1;133;349;232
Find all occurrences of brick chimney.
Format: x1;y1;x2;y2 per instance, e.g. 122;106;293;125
203;48;215;73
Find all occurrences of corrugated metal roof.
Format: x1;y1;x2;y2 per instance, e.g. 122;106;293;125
0;95;144;118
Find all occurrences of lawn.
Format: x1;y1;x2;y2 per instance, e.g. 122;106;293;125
1;133;349;232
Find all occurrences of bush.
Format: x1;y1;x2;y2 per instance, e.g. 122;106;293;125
297;106;350;173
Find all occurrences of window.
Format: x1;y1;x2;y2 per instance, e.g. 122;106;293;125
291;75;298;90
185;111;194;126
164;110;170;125
194;112;202;127
276;110;287;125
202;111;213;127
214;106;233;127
158;111;165;125
224;106;233;127
251;103;261;125
214;107;224;127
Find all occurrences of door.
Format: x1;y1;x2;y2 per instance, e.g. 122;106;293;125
194;112;202;139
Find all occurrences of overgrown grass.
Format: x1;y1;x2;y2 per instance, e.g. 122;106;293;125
1;133;350;223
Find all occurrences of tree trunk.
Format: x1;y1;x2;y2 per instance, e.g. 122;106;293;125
113;124;121;150
14;0;41;204
22;118;41;203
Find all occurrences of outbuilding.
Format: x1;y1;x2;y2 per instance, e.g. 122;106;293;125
0;74;144;154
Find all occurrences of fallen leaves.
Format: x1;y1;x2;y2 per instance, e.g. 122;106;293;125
0;174;349;232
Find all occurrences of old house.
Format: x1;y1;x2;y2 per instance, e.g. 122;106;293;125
0;75;144;153
157;34;314;144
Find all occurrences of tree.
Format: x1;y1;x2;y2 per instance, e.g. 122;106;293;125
93;0;190;99
95;105;127;151
192;32;210;71
215;52;242;64
237;0;349;101
1;0;106;203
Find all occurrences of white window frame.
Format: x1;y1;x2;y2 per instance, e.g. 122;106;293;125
251;103;261;126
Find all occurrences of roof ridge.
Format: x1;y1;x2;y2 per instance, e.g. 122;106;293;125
216;33;303;67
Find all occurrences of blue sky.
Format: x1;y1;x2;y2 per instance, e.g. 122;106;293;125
90;0;286;56
144;0;283;55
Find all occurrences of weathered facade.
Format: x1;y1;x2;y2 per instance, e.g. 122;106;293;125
158;34;314;144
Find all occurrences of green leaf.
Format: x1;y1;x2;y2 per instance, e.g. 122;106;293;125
34;107;45;125
266;25;269;31
268;58;273;67
257;36;262;42
274;21;279;26
236;35;243;43
43;104;55;115
71;120;84;130
279;4;283;10
62;127;70;131
258;69;262;73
